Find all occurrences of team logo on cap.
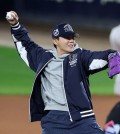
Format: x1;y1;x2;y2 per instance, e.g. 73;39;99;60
64;24;73;32
53;29;59;37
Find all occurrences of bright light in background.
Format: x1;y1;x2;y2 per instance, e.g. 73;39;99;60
71;0;94;2
100;0;120;5
47;0;120;4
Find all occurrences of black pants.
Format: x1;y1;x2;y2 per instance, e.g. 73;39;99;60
41;110;103;134
105;101;120;124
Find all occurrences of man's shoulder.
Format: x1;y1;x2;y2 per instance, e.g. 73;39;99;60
74;47;84;54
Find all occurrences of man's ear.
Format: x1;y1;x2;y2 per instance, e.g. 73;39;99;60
53;39;58;46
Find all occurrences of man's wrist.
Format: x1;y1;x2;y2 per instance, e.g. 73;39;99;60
11;22;20;30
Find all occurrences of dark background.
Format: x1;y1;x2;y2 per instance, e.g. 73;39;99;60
1;0;120;30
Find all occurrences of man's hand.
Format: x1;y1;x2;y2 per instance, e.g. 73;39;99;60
6;11;19;25
108;51;120;78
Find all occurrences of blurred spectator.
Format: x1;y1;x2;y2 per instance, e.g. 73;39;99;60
109;25;120;96
104;101;120;134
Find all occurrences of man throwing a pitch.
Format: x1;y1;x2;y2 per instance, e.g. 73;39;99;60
6;11;120;134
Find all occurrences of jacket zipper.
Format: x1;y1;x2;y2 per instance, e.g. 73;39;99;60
62;62;73;122
32;58;53;91
29;58;53;121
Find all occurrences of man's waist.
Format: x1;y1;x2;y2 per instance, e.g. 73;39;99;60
44;103;69;111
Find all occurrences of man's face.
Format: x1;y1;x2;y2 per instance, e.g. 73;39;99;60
53;36;75;56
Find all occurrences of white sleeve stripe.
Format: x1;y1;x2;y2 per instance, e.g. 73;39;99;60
11;22;20;27
12;35;29;67
12;34;18;42
16;41;29;67
89;59;108;70
12;25;21;30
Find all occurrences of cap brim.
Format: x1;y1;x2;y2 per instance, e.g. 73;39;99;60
60;32;80;38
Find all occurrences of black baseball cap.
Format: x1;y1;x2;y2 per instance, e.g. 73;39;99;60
52;23;79;39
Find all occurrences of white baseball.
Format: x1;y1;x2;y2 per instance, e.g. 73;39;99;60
6;12;14;20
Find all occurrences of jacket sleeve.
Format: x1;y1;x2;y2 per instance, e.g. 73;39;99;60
80;49;116;74
11;22;46;72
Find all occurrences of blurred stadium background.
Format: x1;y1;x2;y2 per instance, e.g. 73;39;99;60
1;0;120;29
0;1;120;134
1;0;120;95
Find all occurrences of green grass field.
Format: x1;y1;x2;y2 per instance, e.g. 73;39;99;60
90;71;115;95
0;46;34;95
0;46;115;95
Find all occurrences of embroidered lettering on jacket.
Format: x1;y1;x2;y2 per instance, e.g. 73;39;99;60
69;54;77;67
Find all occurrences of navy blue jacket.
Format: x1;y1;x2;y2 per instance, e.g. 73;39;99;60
11;24;115;122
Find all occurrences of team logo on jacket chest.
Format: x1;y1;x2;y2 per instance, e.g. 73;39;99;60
69;54;77;67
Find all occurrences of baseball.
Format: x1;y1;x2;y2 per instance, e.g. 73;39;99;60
6;12;14;20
